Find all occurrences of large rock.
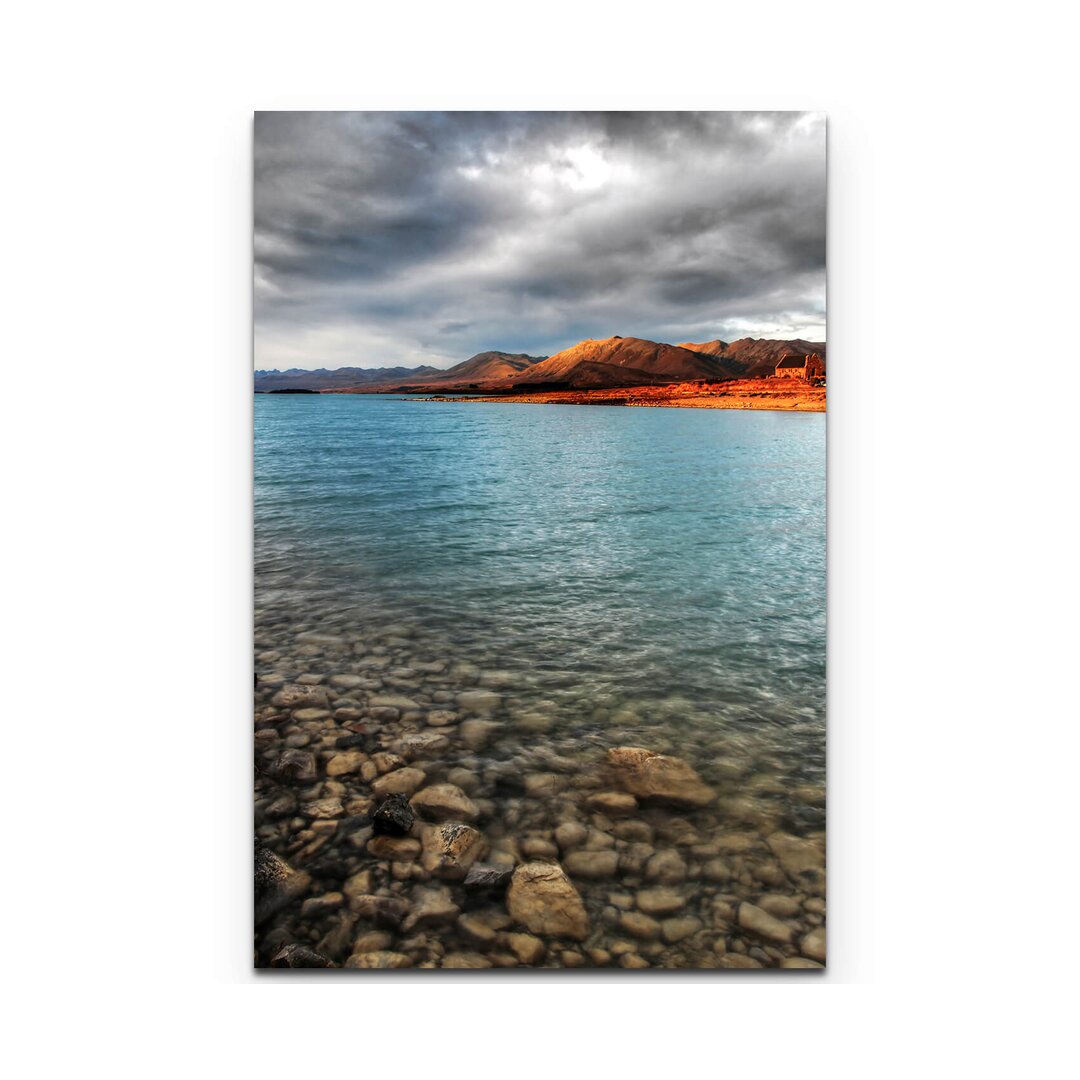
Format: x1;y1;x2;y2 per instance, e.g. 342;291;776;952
370;693;422;711
619;911;661;940
371;767;426;798
586;791;638;815
801;926;826;963
563;849;619;879
460;719;501;751
660;916;702;944
326;750;366;777
394;732;450;760
344;950;412;969
271;683;330;710
401;886;460;932
410;784;480;823
635;887;687;916
254;845;311;924
442;952;493;969
604;747;716;807
737;901;794;944
766;832;825;893
420;822;484;880
506;862;589;941
506;933;545;965
457;689;502;715
643;849;688;884
347;894;409;928
299;892;343;919
367;835;421;860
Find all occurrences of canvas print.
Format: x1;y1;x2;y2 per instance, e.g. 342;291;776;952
254;111;826;970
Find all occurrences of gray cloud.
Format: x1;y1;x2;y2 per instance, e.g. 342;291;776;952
254;111;825;369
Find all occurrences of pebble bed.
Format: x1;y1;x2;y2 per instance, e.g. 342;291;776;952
254;598;825;971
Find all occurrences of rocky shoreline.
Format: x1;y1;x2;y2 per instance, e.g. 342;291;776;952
414;379;826;413
254;614;825;971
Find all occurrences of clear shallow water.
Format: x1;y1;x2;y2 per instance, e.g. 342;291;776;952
254;395;826;969
257;396;824;739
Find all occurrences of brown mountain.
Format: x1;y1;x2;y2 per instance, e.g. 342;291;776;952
432;351;547;382
514;336;739;389
678;337;827;379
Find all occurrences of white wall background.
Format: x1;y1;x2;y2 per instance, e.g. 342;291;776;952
2;2;1075;1076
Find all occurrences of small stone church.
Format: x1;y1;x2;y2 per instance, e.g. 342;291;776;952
774;353;825;381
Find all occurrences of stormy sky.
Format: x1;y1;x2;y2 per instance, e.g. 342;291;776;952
254;112;825;370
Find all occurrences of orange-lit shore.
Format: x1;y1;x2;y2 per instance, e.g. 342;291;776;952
417;379;825;412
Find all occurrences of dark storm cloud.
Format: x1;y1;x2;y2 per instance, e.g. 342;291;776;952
254;111;825;369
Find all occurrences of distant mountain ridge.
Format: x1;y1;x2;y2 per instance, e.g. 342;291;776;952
254;365;441;391
253;337;826;392
253;351;547;391
514;336;743;387
433;351;548;381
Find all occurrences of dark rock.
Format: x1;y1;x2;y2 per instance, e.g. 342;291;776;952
463;863;513;891
334;734;368;750
491;773;526;798
373;794;415;836
783;804;826;832
273;748;317;783
305;855;352;880
269;943;334;967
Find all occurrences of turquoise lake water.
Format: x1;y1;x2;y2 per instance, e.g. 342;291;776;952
254;394;827;968
255;395;825;783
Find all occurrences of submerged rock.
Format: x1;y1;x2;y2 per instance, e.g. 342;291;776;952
737;902;794;944
442;951;493;969
766;832;825;893
372;794;415;836
371;767;426;798
586;791;638;815
271;683;330;710
801;926;826;963
460;719;501;751
394;732;450;760
351;895;409;929
643;849;688;884
457;689;502;715
344;950;412;969
660;916;703;944
506;862;589;941
635;887;687;916
272;749;317;783
254;845;311;924
402;886;460;931
605;747;716;807
410;783;480;823
463;863;513;891
507;932;545;965
325;750;366;777
563;849;619;879
420;822;484;880
269;944;334;968
619;911;662;940
367;835;421;860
